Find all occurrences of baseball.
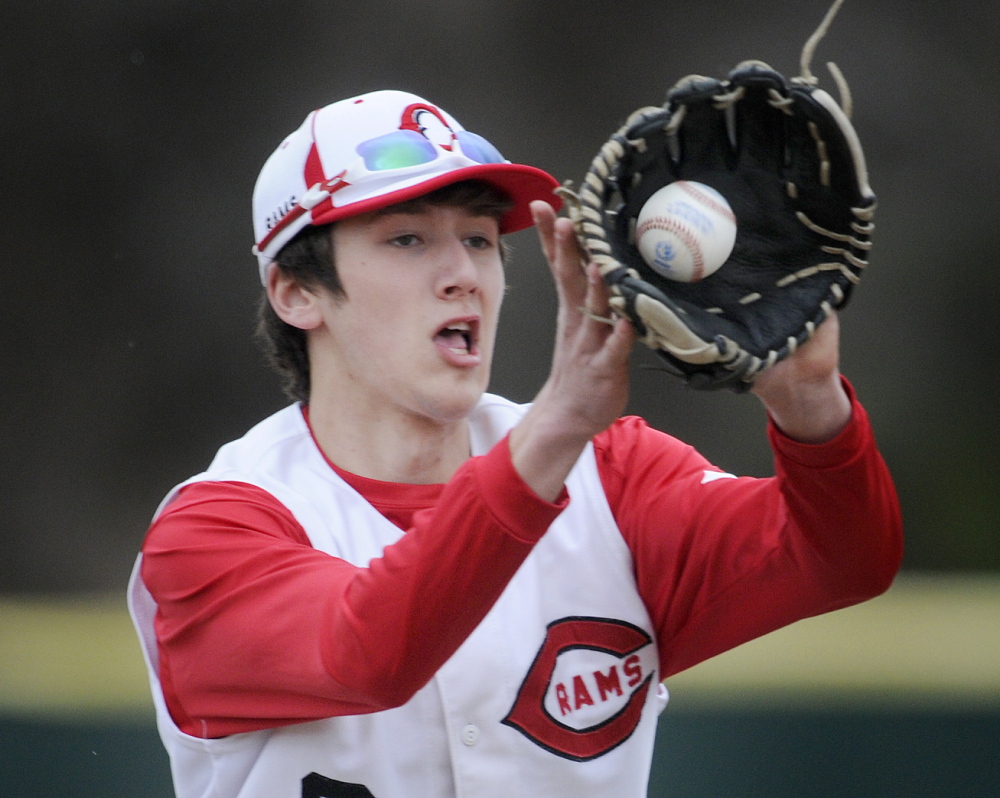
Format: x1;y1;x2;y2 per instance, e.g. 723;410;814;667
634;181;737;282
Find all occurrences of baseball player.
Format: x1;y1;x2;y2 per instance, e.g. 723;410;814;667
128;89;902;798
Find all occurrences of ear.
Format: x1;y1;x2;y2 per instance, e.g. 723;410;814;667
265;263;324;331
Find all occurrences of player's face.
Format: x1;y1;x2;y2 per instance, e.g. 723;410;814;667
310;203;505;426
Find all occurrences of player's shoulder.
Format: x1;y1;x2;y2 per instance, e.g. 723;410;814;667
596;414;691;453
148;403;313;520
594;415;713;481
212;403;309;461
195;403;319;482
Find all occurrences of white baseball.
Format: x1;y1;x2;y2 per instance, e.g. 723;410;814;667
634;181;737;282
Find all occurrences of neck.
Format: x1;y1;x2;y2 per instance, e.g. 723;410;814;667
305;390;474;485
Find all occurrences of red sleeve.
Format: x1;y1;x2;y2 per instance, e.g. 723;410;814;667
141;435;567;738
595;379;903;679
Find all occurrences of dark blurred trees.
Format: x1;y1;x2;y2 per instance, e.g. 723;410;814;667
2;0;998;592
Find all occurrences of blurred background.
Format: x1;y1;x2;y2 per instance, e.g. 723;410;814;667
1;0;997;795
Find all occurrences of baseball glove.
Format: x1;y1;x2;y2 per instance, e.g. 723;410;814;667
561;4;876;391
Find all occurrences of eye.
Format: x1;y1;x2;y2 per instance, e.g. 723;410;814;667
390;233;422;248
464;235;494;250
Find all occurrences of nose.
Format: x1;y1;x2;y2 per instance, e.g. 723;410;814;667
437;239;480;299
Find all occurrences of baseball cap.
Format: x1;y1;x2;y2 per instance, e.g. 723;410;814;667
252;89;562;283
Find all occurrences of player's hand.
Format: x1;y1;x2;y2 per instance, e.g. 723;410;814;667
508;201;635;501
750;311;852;443
532;200;635;433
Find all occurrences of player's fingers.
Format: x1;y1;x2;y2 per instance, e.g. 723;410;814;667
531;201;587;292
532;203;621;357
550;217;589;307
608;315;637;362
534;204;588;308
530;200;559;265
582;262;612;317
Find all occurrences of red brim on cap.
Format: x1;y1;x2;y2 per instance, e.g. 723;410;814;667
309;162;563;234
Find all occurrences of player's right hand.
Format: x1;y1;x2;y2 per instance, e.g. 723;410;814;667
507;201;635;502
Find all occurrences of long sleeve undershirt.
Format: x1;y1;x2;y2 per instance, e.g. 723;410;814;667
140;381;902;738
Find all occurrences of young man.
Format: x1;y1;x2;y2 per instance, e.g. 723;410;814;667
129;90;902;798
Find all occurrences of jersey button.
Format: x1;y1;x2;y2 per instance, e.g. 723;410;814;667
461;724;480;746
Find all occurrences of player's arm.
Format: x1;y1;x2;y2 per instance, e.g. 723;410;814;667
508;200;635;502
601;378;902;679
141;436;565;738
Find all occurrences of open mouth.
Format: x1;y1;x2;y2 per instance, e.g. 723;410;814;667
434;318;479;356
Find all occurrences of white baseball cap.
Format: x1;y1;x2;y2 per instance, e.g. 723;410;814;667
251;89;561;283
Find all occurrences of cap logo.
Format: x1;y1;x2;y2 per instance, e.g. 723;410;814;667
399;102;457;151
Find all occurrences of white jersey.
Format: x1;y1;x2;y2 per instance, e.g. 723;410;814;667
129;393;668;798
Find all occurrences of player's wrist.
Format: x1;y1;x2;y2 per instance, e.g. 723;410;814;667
509;398;601;502
759;369;852;444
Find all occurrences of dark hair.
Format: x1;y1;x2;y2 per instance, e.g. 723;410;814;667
255;179;514;403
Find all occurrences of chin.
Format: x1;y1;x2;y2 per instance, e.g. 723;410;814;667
432;391;485;424
420;378;489;425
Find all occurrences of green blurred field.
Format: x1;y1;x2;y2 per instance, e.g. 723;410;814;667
2;574;999;797
3;573;997;717
665;573;1000;709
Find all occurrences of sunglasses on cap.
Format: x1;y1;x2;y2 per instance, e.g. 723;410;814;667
356;129;505;170
255;127;508;260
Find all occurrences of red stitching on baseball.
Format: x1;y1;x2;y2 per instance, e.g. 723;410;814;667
676;181;737;225
635;217;705;281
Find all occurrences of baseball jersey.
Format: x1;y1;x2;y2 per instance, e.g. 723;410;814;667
130;385;902;798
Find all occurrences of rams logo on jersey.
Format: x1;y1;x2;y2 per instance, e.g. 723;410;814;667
502;616;656;761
